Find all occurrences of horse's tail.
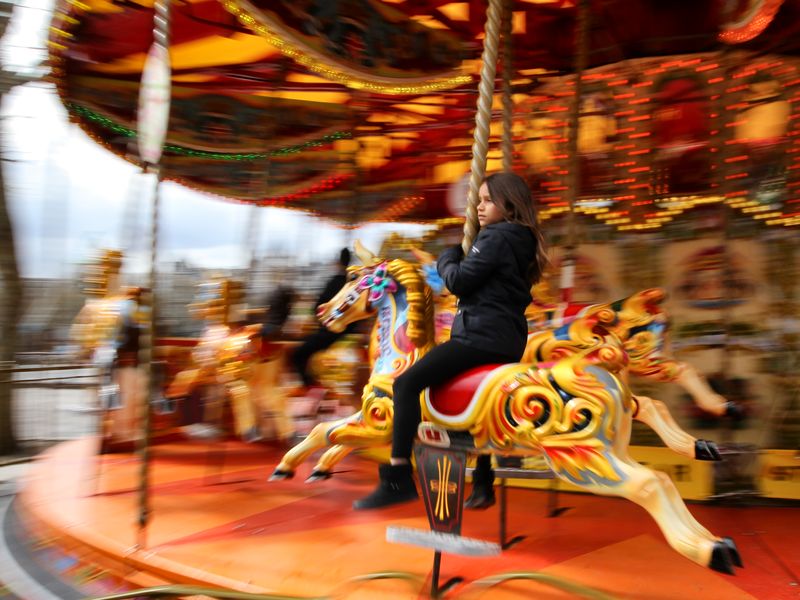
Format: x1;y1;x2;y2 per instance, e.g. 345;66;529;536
523;303;618;364
611;288;685;382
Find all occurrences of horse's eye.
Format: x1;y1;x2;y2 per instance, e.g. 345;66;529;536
348;272;359;281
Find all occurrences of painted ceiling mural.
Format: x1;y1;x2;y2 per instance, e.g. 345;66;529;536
48;0;800;228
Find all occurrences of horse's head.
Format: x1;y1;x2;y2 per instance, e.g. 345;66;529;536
190;278;246;326
83;248;123;298
318;241;435;350
318;260;395;333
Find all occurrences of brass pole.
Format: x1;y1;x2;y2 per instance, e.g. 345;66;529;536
136;168;159;550
136;0;171;550
462;0;504;254
561;0;590;302
715;49;737;443
501;0;514;172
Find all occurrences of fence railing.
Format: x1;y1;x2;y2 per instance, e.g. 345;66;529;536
3;362;101;446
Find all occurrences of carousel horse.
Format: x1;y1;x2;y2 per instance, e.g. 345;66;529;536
70;249;146;449
270;244;741;574
165;278;269;442
412;247;729;462
523;289;732;461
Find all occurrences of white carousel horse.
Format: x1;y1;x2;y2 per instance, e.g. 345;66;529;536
269;244;741;574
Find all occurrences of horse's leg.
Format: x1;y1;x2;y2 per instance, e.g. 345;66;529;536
548;451;736;574
617;445;716;540
623;457;740;566
676;363;729;416
634;395;721;461
308;444;356;481
618;449;740;566
311;409;393;467
228;380;258;439
646;459;740;565
270;413;360;480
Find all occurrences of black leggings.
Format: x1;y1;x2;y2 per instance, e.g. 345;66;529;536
291;327;343;388
391;340;517;460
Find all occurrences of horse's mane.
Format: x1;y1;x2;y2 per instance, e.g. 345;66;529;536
386;259;435;352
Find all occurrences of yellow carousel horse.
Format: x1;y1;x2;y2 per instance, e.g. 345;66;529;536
270;243;741;574
165;278;288;442
70;249;146;449
413;246;729;462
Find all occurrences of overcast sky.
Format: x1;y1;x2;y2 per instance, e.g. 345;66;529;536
0;0;432;278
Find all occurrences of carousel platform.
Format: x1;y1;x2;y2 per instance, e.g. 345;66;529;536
4;438;799;599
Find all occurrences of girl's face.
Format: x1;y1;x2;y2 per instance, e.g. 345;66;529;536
477;182;504;227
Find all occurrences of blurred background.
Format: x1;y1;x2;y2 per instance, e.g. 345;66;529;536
0;0;797;504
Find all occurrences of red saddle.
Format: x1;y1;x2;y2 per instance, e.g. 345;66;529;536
426;361;557;419
425;364;503;418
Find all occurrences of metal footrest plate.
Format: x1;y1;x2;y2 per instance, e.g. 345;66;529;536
386;526;501;557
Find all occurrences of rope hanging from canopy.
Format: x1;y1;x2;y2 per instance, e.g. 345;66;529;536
461;0;503;254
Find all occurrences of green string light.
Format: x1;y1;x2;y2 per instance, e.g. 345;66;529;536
67;103;352;160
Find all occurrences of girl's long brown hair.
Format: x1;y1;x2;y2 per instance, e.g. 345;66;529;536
484;172;549;284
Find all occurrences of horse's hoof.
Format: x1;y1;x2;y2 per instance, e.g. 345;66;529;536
269;469;294;482
305;470;332;483
723;537;743;568
709;540;735;575
695;439;722;461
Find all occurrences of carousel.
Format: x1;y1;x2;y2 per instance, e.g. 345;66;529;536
3;0;800;599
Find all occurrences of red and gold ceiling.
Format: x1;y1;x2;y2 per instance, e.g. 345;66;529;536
48;0;800;228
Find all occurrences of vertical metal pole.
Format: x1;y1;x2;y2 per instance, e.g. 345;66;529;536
462;0;504;254
715;50;736;444
135;0;171;550
347;138;361;244
431;550;442;598
499;478;508;549
346;96;363;244
561;0;590;302
547;477;560;517
500;0;514;173
136;169;160;549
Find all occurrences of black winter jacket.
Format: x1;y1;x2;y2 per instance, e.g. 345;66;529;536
436;222;537;359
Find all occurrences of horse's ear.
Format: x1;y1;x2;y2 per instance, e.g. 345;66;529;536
409;246;435;264
354;239;377;265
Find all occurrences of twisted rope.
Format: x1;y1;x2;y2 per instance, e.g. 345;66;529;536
462;0;504;254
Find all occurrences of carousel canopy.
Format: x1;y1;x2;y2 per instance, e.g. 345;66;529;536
48;0;800;228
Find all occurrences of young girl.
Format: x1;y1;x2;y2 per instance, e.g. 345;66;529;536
355;172;548;510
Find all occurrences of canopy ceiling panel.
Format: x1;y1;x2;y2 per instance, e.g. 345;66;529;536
48;0;800;227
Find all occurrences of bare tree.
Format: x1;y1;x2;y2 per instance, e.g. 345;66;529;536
0;1;45;454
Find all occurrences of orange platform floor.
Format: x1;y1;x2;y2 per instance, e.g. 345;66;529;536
9;438;800;599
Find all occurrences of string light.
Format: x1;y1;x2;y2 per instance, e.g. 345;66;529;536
219;0;471;95
45;0;800;228
719;0;783;44
67;103;352;160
